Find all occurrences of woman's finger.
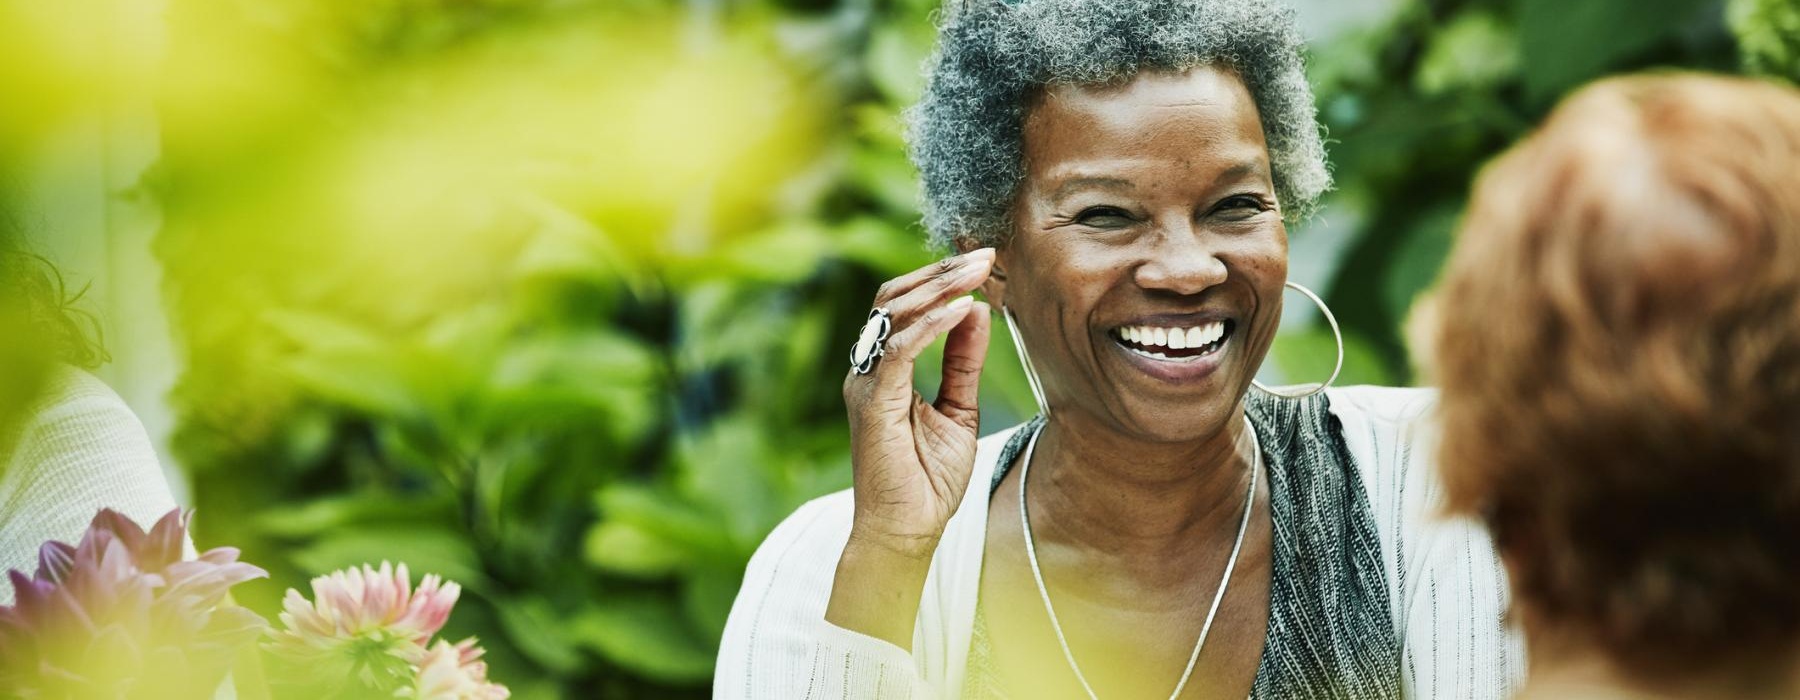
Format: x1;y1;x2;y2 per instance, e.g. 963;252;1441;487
866;295;977;407
872;248;995;307
880;255;992;338
933;301;990;429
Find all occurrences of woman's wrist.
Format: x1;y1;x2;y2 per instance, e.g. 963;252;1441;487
824;528;940;651
845;522;942;561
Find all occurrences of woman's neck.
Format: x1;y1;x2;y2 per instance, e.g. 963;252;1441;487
1025;405;1258;556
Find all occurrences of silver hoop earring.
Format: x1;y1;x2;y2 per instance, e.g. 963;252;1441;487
1251;281;1344;399
1002;307;1051;417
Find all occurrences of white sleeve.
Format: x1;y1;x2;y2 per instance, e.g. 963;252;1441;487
715;492;931;700
1330;386;1525;700
0;368;180;596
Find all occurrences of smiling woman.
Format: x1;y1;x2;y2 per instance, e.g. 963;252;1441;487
716;1;1520;698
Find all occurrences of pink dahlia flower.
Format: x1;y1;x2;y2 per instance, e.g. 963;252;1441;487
0;508;268;698
268;561;462;690
401;638;510;700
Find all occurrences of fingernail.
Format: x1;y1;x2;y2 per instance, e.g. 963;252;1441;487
948;295;973;311
961;256;992;279
966;247;996;261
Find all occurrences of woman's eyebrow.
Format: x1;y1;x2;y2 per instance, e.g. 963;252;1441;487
1051;176;1134;202
1213;159;1269;183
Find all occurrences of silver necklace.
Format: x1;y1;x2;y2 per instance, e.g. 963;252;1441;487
1017;417;1261;700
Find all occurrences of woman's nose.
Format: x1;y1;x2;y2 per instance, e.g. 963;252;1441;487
1133;227;1228;296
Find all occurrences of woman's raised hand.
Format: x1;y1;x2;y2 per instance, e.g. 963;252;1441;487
840;248;994;559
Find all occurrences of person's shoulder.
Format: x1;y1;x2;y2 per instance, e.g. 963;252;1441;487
1325;385;1437;427
0;366;179;599
1323;385;1442;523
11;365;154;460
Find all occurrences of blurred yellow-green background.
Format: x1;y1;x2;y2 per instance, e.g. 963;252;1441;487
1;0;1794;696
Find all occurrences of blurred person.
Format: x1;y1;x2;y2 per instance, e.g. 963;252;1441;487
0;221;179;603
718;0;1520;697
1433;73;1800;699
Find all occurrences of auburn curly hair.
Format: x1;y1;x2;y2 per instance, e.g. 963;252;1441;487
1435;73;1800;677
0;220;108;372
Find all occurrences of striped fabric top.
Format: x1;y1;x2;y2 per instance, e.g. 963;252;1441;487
962;392;1404;699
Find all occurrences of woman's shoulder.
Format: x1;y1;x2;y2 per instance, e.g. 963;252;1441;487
1325;385;1437;427
0;365;178;601
9;365;157;460
1320;384;1440;508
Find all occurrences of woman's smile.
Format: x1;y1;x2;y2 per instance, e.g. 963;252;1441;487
1106;316;1237;383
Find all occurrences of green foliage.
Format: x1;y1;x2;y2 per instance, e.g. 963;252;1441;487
1309;0;1736;378
153;0;1754;695
155;0;978;695
1731;0;1800;80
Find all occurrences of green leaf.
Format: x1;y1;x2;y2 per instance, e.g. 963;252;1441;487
511;195;641;288
712;222;835;285
1519;0;1716;101
1415;11;1520;96
567;596;715;683
1382;204;1461;325
1267;326;1397;389
583;520;689;577
672;418;780;543
288;526;487;591
486;331;660;441
1730;0;1800;80
833;217;934;276
265;310;422;417
865;24;931;105
594;485;737;562
848;145;921;216
495;597;585;675
253;494;453;539
679;569;742;642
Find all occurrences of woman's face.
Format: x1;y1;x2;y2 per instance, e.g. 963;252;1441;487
994;65;1286;442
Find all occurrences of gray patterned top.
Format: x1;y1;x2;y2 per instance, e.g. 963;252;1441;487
962;391;1404;699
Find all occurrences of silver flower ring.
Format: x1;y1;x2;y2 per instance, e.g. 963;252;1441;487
850;307;893;375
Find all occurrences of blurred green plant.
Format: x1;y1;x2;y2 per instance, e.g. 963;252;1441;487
145;0;1766;696
1730;0;1800;80
1303;0;1738;379
154;0;1025;696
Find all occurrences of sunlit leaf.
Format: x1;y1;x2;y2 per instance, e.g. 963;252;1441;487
567;596;715;683
288;526;486;591
1415;10;1520;96
495;596;585;675
594;485;738;563
584;521;689;578
1268;326;1398;389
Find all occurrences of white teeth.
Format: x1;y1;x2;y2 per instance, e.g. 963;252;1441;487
1116;321;1228;352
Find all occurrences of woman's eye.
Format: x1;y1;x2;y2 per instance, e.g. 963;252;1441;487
1215;195;1271;218
1076;207;1134;227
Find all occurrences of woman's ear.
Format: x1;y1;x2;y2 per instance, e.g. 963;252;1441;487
980;256;1008;310
954;237;1009;310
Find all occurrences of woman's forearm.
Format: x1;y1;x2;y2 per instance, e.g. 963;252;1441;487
824;530;938;651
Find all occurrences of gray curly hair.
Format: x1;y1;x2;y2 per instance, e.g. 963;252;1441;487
907;0;1330;250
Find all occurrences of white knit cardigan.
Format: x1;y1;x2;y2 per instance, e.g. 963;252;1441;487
716;386;1525;699
0;366;181;604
